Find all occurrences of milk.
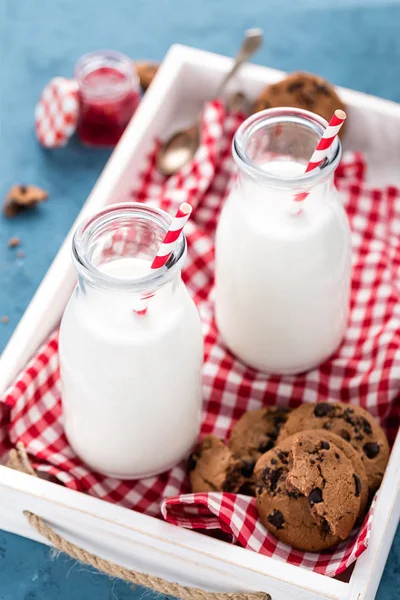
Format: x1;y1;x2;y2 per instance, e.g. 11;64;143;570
215;159;352;374
59;257;203;479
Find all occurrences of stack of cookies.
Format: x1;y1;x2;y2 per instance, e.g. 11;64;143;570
188;401;389;551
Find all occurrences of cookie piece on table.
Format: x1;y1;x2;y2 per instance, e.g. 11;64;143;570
189;435;255;494
3;184;48;218
135;61;159;91
255;433;361;551
253;72;346;137
278;402;390;495
229;407;290;461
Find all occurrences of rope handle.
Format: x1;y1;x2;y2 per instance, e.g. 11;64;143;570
8;444;271;600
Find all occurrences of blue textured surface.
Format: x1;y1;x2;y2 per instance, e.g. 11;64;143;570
0;1;399;598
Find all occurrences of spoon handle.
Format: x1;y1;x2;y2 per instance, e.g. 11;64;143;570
215;28;263;98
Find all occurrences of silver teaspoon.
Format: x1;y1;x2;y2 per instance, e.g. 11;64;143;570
156;28;263;177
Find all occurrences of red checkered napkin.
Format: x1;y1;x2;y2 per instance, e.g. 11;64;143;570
1;101;399;578
162;493;376;575
35;77;79;147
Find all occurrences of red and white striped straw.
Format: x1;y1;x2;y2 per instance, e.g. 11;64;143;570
135;202;192;315
294;109;346;206
150;202;192;270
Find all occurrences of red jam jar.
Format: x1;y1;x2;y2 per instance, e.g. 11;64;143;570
75;50;141;147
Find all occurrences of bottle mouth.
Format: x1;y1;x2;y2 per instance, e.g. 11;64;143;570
233;107;342;190
75;50;139;100
72;203;186;293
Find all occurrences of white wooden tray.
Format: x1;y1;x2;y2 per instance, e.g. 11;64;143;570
0;45;399;600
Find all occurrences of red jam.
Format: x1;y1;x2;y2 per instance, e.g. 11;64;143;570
75;51;141;147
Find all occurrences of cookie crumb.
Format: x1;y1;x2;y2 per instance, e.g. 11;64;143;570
3;184;48;217
1;316;9;324
8;236;20;248
135;61;159;90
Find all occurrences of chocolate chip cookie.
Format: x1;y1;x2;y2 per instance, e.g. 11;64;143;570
255;432;361;551
278;402;389;494
189;435;254;494
300;430;368;522
253;72;346;137
229;407;290;461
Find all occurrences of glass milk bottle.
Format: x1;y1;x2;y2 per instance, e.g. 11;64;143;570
215;108;351;374
59;204;203;479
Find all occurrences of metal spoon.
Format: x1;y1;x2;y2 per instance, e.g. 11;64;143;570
156;28;263;176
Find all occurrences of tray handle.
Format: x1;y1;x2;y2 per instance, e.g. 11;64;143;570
24;511;269;600
9;444;269;600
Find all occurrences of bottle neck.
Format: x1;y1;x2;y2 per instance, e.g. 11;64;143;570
233;107;341;196
72;203;186;298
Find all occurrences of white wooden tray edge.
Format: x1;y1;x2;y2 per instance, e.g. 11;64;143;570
0;467;348;600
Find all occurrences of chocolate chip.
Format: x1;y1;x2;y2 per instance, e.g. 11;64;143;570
187;453;197;471
340;429;351;442
308;487;323;507
273;413;287;427
353;474;361;497
270;430;280;442
223;481;234;492
298;92;314;108
240;460;255;478
19;185;27;194
277;451;289;464
257;486;263;495
321;441;330;450
316;83;330;96
355;433;364;441
360;417;372;436
323;422;333;430
287;81;304;92
287;489;302;499
224;466;243;492
314;403;334;417
261;467;283;492
267;510;284;529
335;453;340;460
258;440;274;454
343;408;356;426
321;518;331;535
271;458;278;465
238;481;255;496
310;459;316;465
363;442;380;459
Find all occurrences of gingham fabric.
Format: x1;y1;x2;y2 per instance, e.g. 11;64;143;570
1;101;399;578
35;77;79;148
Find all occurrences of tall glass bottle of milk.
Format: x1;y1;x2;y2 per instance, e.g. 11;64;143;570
215;108;351;374
59;204;203;479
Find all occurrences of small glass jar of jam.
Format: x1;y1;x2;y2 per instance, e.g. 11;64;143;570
75;50;141;147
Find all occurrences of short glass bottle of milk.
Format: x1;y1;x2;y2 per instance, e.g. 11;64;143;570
215;108;352;374
59;204;203;479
